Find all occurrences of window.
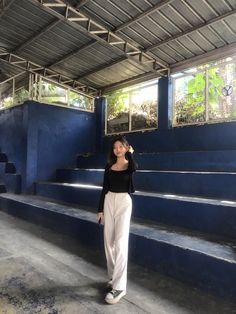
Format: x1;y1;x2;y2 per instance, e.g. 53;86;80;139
38;79;94;111
172;55;236;126
106;81;158;135
0;73;94;112
0;72;29;109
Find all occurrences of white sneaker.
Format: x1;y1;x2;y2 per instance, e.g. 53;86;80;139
105;289;126;304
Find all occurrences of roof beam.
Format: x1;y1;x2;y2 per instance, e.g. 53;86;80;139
102;71;161;94
170;42;236;73
12;19;60;53
75;0;90;9
0;70;26;85
0;49;97;96
145;9;236;52
48;39;97;68
0;0;15;17
76;56;128;80
28;0;169;73
114;0;175;33
10;3;97;67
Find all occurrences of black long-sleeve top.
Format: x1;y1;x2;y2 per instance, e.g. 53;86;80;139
98;152;137;213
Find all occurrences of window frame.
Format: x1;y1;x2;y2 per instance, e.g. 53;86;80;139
172;55;236;127
105;81;159;136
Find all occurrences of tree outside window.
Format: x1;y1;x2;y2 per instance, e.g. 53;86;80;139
106;81;158;135
173;55;236;126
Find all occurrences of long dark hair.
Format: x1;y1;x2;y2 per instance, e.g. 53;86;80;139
107;136;130;166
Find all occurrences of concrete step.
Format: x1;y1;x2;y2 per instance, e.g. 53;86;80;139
0;184;6;193
36;182;236;239
5;162;16;174
0;153;8;162
0;162;21;194
0;162;5;176
56;168;236;201
5;174;21;194
0;162;17;175
0;193;235;301
77;150;236;171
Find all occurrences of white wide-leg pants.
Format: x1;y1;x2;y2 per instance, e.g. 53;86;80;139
103;191;132;291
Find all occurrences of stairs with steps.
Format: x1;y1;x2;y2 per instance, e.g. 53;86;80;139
0;150;21;194
77;150;236;171
1;150;236;301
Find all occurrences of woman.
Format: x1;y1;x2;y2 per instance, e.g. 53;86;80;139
97;136;137;305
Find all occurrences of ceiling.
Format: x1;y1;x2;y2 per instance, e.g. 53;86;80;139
0;0;236;96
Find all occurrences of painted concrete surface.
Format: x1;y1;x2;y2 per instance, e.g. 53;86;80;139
0;211;235;314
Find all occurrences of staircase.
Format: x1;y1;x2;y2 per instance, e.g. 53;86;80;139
0;150;236;301
0;149;21;194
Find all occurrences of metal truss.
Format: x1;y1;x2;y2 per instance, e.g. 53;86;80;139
145;8;236;52
0;49;97;96
114;0;175;32
31;0;169;73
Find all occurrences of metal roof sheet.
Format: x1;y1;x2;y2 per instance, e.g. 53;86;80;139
0;0;235;94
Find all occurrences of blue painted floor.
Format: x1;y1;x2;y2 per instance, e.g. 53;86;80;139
0;210;235;313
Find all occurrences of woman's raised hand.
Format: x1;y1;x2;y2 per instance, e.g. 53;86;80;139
128;145;134;154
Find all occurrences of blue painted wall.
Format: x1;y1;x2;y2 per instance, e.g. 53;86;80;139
0;101;96;192
0;105;27;186
99;77;236;153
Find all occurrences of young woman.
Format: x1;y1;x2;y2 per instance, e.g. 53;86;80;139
97;136;137;305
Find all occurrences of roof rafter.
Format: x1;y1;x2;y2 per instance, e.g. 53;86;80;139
76;56;128;80
75;0;90;9
0;49;97;96
114;0;175;33
12;19;60;53
48;39;97;68
0;0;15;17
102;71;162;94
145;9;236;52
28;0;169;74
170;42;236;73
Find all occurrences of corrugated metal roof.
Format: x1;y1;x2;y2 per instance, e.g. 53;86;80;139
0;0;235;94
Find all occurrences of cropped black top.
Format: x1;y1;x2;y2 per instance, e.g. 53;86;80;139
98;152;137;212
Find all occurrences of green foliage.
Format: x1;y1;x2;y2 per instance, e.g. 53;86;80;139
2;97;13;108
69;91;92;110
176;68;225;124
106;90;129;119
14;88;29;104
208;68;224;104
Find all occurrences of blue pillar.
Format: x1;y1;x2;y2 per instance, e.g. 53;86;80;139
95;96;106;152
158;76;172;130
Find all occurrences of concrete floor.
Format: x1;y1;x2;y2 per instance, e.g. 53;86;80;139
0;210;235;314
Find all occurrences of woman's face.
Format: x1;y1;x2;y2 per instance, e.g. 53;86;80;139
113;141;128;158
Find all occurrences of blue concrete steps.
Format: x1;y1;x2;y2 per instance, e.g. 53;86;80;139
77;150;236;171
0;153;8;162
1;162;17;175
0;184;6;193
0;163;5;176
5;162;16;174
5;174;21;194
36;182;236;239
0;154;21;193
56;168;236;201
0;193;235;300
